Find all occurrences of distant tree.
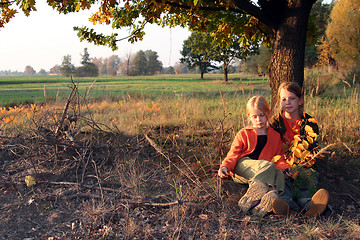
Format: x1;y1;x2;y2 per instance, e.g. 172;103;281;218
325;0;360;68
145;50;162;75
59;55;75;77
316;37;336;72
24;65;36;75
100;58;108;75
163;66;175;74
210;34;254;82
80;48;91;65
107;55;121;76
38;69;47;75
74;48;98;77
217;64;236;75
93;57;107;75
122;52;132;76
244;46;272;75
305;0;333;67
74;64;98;77
180;32;218;79
50;65;61;75
118;57;129;76
130;50;147;76
173;62;188;74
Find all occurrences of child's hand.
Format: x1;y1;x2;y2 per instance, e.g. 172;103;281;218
283;168;293;179
218;167;229;178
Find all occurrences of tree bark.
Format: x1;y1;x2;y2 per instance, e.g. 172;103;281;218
268;1;315;108
223;62;228;82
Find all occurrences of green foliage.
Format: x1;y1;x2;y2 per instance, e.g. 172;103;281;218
59;55;75;77
145;50;163;75
74;48;99;77
163;66;175;75
129;50;162;76
80;48;91;65
74;63;99;78
243;46;271;75
306;0;333;45
305;0;333;68
180;32;218;79
130;50;148;76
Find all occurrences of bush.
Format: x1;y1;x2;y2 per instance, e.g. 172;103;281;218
341;65;360;87
74;63;99;77
304;69;336;96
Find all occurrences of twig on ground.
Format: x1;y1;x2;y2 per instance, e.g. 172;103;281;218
144;134;212;196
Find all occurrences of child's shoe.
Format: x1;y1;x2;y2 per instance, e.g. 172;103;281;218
305;188;329;218
252;190;279;217
272;198;290;216
238;181;268;212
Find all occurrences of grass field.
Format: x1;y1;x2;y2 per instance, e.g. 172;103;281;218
0;74;268;106
0;73;359;239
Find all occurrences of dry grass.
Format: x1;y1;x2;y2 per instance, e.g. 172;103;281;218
0;81;359;239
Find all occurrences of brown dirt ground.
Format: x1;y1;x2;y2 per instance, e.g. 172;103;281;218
0;128;359;239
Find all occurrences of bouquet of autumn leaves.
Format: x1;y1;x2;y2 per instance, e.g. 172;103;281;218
272;116;324;180
287;117;322;168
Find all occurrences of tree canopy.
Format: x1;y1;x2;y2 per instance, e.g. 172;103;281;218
130;50;162;76
59;55;75;77
180;32;218;80
181;31;251;81
325;0;360;68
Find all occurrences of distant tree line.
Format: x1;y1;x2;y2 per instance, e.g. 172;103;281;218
54;48;163;77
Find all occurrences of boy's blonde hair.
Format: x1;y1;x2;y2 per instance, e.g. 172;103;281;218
276;81;304;114
246;96;271;119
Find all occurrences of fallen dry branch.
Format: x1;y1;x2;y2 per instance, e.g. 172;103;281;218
144;134;212;195
48;181;141;199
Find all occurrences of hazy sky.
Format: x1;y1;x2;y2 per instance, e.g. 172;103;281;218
0;2;191;72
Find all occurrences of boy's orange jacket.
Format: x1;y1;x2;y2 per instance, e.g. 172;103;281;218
220;126;289;177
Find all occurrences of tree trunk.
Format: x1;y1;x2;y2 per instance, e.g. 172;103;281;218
200;71;204;79
223;63;228;82
268;1;315;108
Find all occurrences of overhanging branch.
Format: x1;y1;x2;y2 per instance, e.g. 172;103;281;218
161;0;246;14
0;0;16;5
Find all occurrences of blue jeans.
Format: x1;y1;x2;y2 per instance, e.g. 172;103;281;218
280;168;318;211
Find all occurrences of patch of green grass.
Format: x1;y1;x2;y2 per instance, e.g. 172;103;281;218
0;74;269;106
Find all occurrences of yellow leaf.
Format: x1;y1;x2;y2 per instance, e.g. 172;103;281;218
301;150;310;160
308;118;318;123
286;157;294;166
25;175;36;187
308;132;318;138
305;125;314;133
271;155;282;163
297;143;305;151
304;159;316;167
294;148;302;158
294;135;302;142
75;2;81;12
306;135;314;144
302;140;309;149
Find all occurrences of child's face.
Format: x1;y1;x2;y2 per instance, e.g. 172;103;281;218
279;89;303;115
248;108;267;130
